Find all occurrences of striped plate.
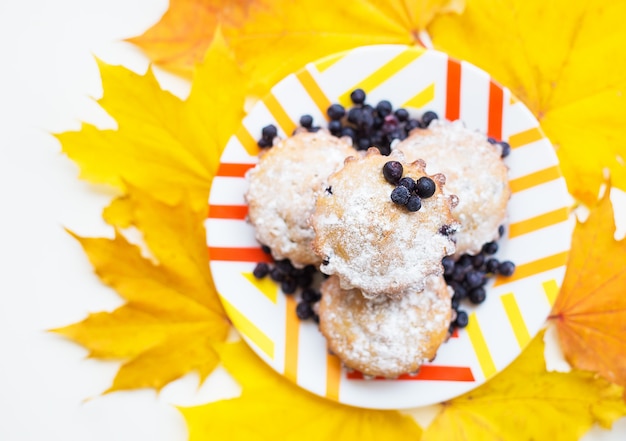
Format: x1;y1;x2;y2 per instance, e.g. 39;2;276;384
206;45;574;409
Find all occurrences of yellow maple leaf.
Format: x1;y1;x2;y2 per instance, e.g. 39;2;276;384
549;187;626;389
422;330;626;441
53;187;229;392
427;0;626;207
57;29;246;210
180;340;422;440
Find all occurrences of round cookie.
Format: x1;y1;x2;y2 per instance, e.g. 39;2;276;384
394;120;510;256
312;148;458;298
245;129;355;267
318;275;452;378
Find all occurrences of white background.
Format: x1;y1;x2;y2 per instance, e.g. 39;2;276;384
0;1;625;440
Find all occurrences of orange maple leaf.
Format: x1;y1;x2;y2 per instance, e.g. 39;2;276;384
549;187;626;389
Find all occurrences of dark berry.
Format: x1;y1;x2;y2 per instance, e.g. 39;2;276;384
327;104;345;120
341;126;356;141
455;310;469;328
261;124;277;140
394;108;409;122
458;254;472;268
296;273;313;288
357;109;374;129
498;225;506;237
421;111;438;127
270;267;285;282
257;138;271;148
487;137;497;144
357;137;371;150
442;256;455;276
304;264;317;274
328;119;342;135
405;119;421;133
296;301;314;320
452;265;467;282
376;100;393;117
373;116;384;129
299;114;313;128
465;271;486;289
253;262;270;279
499;141;511;158
485;258;500;273
302;288;321;303
416;177;436;198
472;253;485;269
391;186;411;205
275;259;293;274
482;241;498;255
439;224;455;236
469;287;487;304
382;161;403;184
261;244;272;255
406;195;422;212
449;281;467;299
281;278;298;295
350;88;366;105
378;145;391;156
347;107;362;124
451;296;460;310
498;261;516;276
398;177;416;192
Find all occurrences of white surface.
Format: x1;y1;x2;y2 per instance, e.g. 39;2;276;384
0;0;625;439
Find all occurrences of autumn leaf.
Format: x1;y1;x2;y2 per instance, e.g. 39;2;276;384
128;0;249;78
57;29;246;210
180;341;422;440
53;187;229;392
428;0;626;206
422;330;626;441
549;187;626;389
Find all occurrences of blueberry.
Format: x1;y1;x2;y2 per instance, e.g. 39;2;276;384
416;177;436;198
328;119;342;135
358;109;374;129
405;119;421;133
275;259;294;274
281;278;298;295
458;254;472;268
498;225;506;238
451;296;460;310
485;258;500;273
449;280;467;299
296;273;313;288
465;271;485;289
394;108;409;122
469;287;486;304
302;288;321;303
442;257;455;276
482;241;498;255
261;244;272;255
296;301;314;320
421;111;439;127
439;224;455;236
398;177;416;192
347;107;362;124
261;124;277;140
350;88;366;105
455;310;469;328
391;186;411;205
498;261;516;276
357;137;371;150
376;100;393;117
487;137;497;144
257;138;271;148
472;253;485;269
452;265;466;282
499;141;511;158
327;103;345;120
253;262;270;279
382;161;403;184
270;267;285;282
406;195;422;212
341;126;356;141
299;114;313;128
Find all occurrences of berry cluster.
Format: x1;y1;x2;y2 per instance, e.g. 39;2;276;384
444;227;516;333
382;161;436;212
252;246;322;322
487;137;512;158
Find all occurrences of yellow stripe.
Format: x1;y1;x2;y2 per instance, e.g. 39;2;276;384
262;93;296;136
509;165;562;193
500;293;531;348
542;279;560;306
296;69;332;117
338;48;425;106
236;125;260;157
284;296;299;382
402;83;435;109
219;296;274;359
508;207;571;238
242;272;279;303
493;251;569;287
509;127;544;149
466;312;497;379
315;52;346;73
325;354;342;401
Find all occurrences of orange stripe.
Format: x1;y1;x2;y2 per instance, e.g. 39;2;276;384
208;247;272;263
263;93;296;135
296;69;332;119
347;365;475;382
445;58;461;121
509;165;562;193
216;162;255;177
508;207;570;238
236;125;259;157
487;80;503;140
509;127;544;149
283;296;299;382
493;251;569;287
208;204;248;220
325;354;342;400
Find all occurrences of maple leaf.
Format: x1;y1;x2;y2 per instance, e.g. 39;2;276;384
422;330;626;441
52;187;230;392
180;341;422;440
57;29;246;210
127;0;250;79
427;0;626;207
549;187;626;389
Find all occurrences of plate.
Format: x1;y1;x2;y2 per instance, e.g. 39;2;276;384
206;45;574;409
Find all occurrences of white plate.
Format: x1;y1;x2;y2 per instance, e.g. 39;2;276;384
206;45;574;409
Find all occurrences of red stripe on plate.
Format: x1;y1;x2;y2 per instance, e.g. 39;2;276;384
217;163;255;178
347;365;475;382
445;58;461;121
209;205;248;220
208;247;272;263
487;80;503;140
